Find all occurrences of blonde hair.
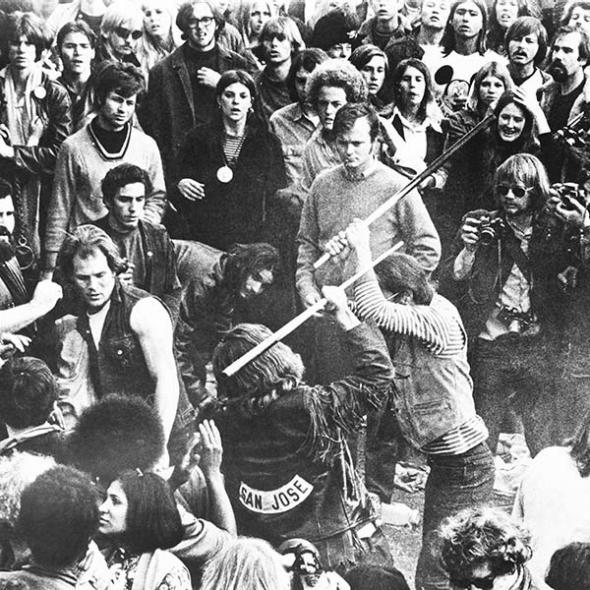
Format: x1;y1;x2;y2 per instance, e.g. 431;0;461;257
201;537;290;590
101;0;144;36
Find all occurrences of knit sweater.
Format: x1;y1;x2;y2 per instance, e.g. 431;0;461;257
296;161;441;301
43;122;166;270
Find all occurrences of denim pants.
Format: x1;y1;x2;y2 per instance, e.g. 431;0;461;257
472;335;557;456
414;443;495;590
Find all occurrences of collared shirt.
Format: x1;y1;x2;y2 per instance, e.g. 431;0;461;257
301;128;341;192
270;102;318;186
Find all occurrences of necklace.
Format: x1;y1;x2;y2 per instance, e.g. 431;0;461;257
217;131;247;183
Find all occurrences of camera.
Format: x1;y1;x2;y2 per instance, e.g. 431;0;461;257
478;216;506;246
554;182;587;211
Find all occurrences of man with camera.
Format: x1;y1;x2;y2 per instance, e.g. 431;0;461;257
450;153;572;456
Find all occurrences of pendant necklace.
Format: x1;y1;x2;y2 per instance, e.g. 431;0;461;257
217;130;247;183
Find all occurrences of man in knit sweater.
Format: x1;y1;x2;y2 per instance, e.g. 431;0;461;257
296;102;440;310
42;62;166;277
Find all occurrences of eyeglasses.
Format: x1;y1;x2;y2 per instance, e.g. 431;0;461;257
496;185;534;198
450;573;496;589
114;27;143;40
187;16;215;27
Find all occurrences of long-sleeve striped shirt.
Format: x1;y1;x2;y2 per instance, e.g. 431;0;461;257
353;274;488;455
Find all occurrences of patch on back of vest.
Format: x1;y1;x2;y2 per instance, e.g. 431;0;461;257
239;475;313;514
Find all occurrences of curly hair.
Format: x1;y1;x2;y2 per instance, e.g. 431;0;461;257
67;394;165;484
113;470;183;553
212;323;304;405
0;356;57;429
224;242;280;295
0;452;55;527
201;537;290;590
101;163;152;207
438;507;532;580
19;466;98;568
306;58;368;109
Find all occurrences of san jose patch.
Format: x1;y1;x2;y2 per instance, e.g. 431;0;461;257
239;475;313;514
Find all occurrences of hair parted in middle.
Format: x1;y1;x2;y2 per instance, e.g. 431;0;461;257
113;470;183;554
58;224;127;280
441;0;488;56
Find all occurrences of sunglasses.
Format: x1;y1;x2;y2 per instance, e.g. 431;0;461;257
114;27;143;40
496;185;533;198
450;573;496;589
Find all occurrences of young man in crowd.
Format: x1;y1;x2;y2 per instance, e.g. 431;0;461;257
174;240;279;409
43;61;167;277
140;0;254;192
55;225;194;465
506;16;551;99
257;16;304;121
358;0;422;70
56;20;97;131
415;0;451;72
541;25;590;181
92;164;182;318
270;48;327;188
311;8;360;59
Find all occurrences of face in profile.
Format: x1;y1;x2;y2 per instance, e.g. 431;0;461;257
98;479;128;536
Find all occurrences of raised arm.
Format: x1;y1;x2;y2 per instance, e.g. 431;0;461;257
130;297;179;446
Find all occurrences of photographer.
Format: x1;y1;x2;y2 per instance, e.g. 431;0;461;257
450;153;572;457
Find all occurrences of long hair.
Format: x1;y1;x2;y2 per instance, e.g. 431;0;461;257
115;470;183;554
493;153;550;213
392;58;437;123
469;60;514;112
223;242;279;296
201;537;290;590
374;253;435;305
546;542;590;590
2;10;52;61
237;0;275;44
488;91;538;162
349;44;389;105
441;0;488;56
177;0;225;38
487;0;531;52
505;16;548;66
438;507;532;580
286;47;328;101
212;323;304;405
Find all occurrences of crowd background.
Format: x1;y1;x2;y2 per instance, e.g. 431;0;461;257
1;0;590;589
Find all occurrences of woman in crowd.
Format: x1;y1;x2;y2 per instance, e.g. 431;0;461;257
175;69;286;250
238;0;275;67
349;44;392;117
99;470;192;590
200;537;290;590
136;0;177;81
487;0;533;53
96;0;143;66
561;0;590;35
390;58;444;184
0;10;72;259
439;507;536;590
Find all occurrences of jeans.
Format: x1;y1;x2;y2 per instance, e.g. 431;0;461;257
414;443;495;590
472;336;557;456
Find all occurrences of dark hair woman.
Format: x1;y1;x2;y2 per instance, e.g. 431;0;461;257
349;44;391;117
487;0;533;54
175;69;286;249
99;470;191;590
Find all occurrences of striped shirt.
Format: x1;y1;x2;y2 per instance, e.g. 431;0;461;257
353;275;488;455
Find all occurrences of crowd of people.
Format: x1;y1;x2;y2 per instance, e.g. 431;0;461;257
2;0;590;589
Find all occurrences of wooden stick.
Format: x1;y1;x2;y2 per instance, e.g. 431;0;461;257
222;241;404;377
312;113;496;270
